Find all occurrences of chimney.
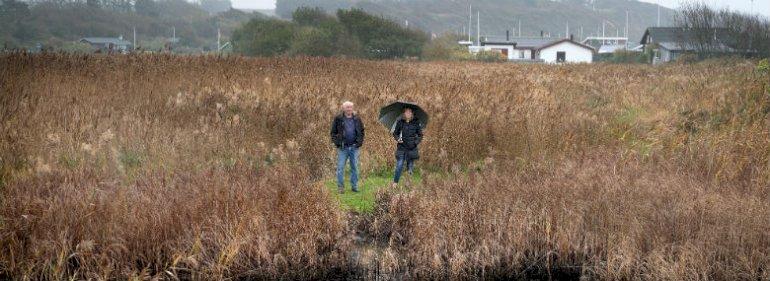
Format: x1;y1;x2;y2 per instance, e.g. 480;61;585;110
506;30;510;41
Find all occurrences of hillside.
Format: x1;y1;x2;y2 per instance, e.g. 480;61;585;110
276;0;677;44
0;0;262;51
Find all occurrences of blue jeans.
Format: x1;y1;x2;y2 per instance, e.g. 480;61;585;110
393;156;414;183
336;146;359;191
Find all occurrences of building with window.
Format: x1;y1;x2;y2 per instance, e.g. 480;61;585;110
640;27;743;64
467;37;595;63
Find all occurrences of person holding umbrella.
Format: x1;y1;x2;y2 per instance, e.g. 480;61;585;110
392;107;423;186
379;102;428;187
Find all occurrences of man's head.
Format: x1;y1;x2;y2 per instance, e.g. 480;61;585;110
342;101;355;117
403;107;414;121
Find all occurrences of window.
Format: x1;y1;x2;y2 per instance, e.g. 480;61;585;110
492;48;508;58
556;51;566;62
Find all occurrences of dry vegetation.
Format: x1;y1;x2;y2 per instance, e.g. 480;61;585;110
1;53;769;280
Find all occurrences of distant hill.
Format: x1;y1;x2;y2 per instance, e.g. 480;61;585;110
276;0;677;44
0;0;262;51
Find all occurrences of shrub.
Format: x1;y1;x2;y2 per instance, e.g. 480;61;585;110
473;50;507;62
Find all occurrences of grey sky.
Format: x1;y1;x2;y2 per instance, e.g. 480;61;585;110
231;0;769;17
231;0;275;9
640;0;770;17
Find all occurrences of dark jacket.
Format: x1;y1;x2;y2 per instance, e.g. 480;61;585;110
393;118;423;152
330;113;365;148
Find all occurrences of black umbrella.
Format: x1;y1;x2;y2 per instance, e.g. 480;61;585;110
378;101;429;133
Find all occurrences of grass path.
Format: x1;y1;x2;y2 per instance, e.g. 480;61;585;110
325;171;422;213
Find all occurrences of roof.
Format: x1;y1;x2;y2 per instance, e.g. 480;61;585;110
511;37;558;49
640;27;732;45
657;41;738;53
640;27;741;52
80;37;132;46
481;41;517;47
537;39;596;53
480;37;593;52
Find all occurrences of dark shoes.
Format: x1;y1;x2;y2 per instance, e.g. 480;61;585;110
338;187;360;194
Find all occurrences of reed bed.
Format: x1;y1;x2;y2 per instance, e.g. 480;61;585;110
1;53;768;280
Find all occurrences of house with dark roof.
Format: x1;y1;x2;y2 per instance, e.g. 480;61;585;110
468;37;595;63
80;36;133;53
640;27;739;64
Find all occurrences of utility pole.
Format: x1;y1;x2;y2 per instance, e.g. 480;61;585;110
566;21;569;39
475;10;481;45
580;26;584;41
626;10;630;49
468;4;472;42
132;26;136;50
657;1;661;27
518;19;521;37
217;28;221;52
172;26;176;41
602;20;606;37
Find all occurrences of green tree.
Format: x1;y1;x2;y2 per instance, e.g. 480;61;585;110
292;7;336;27
290;7;360;57
276;0;352;18
336;8;426;59
231;18;296;56
289;26;335;56
422;33;468;61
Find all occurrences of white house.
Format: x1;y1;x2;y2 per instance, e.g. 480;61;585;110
537;39;595;63
467;37;595;63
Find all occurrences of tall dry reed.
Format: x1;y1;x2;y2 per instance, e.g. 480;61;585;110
1;53;768;279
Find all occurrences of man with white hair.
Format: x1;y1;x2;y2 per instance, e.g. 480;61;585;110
330;101;365;193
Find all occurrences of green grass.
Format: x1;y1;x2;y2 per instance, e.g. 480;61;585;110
326;170;422;213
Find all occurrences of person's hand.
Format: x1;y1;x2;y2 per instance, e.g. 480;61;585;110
397;139;403;144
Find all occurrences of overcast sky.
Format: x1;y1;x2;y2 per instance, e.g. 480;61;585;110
640;0;770;17
231;0;274;9
231;0;769;17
